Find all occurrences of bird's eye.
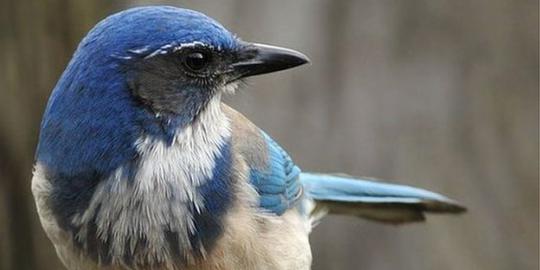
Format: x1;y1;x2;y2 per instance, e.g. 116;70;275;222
184;52;210;72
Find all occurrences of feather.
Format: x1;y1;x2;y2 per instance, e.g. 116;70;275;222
301;173;465;224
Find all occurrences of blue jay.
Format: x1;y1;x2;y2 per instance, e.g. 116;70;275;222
32;6;465;270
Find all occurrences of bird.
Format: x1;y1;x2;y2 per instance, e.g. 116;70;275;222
31;6;465;270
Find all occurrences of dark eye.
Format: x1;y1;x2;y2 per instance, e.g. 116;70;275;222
184;52;210;72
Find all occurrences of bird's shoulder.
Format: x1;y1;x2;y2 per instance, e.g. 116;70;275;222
223;105;302;215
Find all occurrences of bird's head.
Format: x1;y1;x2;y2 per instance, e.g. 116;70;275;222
70;6;308;118
37;5;309;184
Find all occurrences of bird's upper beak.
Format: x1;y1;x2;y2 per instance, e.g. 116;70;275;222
230;42;309;80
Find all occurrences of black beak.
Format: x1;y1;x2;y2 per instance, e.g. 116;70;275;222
231;42;309;79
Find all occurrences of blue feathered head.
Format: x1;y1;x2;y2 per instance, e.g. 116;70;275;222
84;6;238;58
37;5;308;183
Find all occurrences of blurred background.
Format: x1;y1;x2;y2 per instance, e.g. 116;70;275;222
0;0;538;269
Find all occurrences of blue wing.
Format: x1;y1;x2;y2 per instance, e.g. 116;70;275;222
248;132;302;215
224;106;302;215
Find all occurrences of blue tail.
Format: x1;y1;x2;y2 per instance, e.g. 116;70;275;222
301;173;465;224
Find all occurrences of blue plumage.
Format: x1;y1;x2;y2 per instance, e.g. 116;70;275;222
82;6;237;60
301;173;464;222
302;173;454;204
189;139;234;256
31;6;464;270
249;132;302;215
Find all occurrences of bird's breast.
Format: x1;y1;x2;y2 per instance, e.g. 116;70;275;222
33;98;241;268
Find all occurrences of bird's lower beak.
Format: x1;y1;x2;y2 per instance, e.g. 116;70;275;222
231;42;309;79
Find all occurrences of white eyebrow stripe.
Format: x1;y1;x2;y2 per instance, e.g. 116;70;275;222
128;45;151;55
172;41;210;52
140;41;214;60
112;55;133;60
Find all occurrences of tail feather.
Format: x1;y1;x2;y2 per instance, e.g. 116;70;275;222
300;173;466;224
